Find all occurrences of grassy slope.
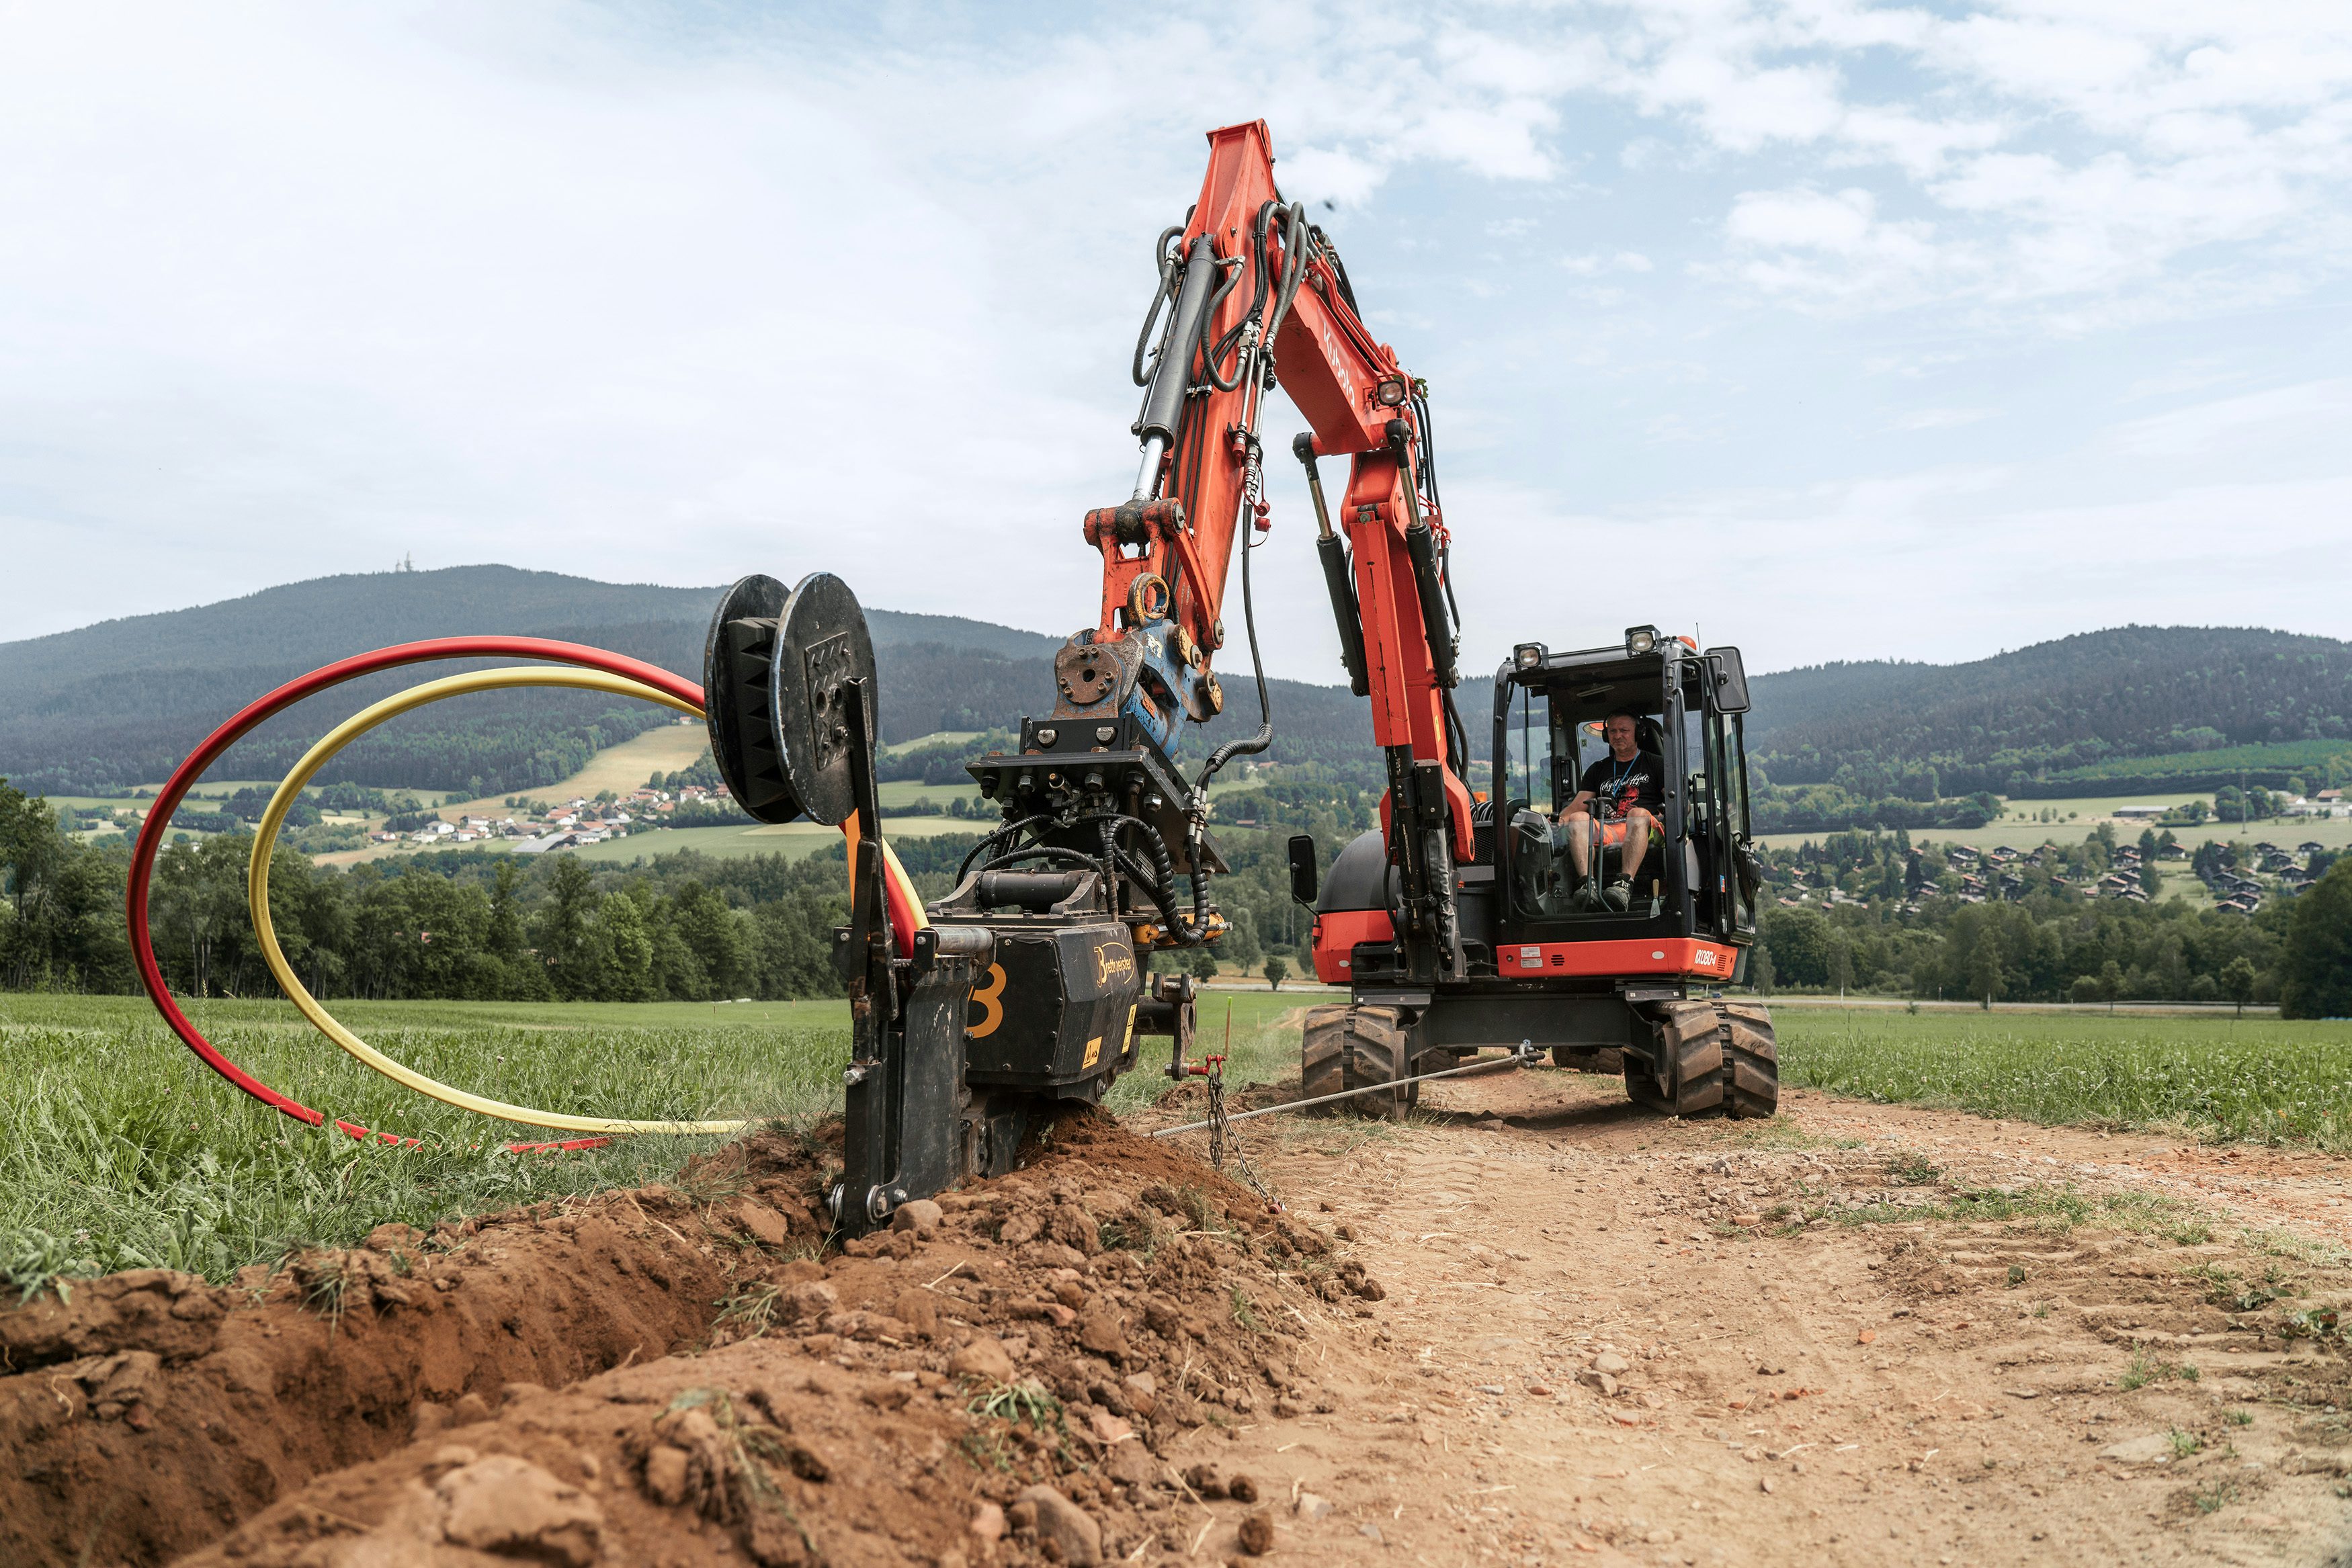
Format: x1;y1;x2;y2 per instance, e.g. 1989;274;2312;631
564;812;982;865
429;722;714;818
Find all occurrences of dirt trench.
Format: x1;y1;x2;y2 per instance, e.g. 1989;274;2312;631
1;1113;1376;1568
0;1149;810;1566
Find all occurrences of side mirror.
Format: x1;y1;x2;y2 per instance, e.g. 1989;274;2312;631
1706;646;1751;715
1286;834;1320;907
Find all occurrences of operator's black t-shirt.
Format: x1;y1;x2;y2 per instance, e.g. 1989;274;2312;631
1579;750;1665;820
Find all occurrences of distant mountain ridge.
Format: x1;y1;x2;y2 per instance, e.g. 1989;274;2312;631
0;566;1068;795
1746;625;2352;799
5;570;2346;815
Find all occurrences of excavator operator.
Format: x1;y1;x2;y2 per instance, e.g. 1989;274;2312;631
1556;710;1664;911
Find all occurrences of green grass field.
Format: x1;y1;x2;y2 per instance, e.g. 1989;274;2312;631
0;994;853;1293
0;989;1307;1293
1773;1004;2352;1149
1759;792;2352;854
9;990;2348;1297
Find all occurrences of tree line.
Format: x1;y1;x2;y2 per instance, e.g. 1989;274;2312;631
1751;826;2351;1019
14;770;2345;1019
0;773;1342;1004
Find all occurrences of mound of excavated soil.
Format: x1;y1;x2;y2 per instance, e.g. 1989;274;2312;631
2;1110;1385;1568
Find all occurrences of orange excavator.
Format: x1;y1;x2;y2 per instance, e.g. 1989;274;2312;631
708;121;1773;1234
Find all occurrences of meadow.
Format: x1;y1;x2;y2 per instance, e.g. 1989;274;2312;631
1757;791;2352;854
0;990;1304;1294
1773;1003;2352;1149
7;989;2348;1295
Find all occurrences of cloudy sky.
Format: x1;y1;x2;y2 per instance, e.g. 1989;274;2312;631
4;2;2349;683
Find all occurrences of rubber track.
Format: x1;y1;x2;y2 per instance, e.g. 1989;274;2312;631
1718;1000;1780;1118
1299;1004;1415;1119
1624;1000;1779;1119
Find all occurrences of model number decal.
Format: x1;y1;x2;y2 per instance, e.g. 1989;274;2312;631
967;963;1007;1039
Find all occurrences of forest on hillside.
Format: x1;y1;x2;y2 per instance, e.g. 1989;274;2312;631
1749;626;2352;797
7;774;2348;1018
0;566;1066;795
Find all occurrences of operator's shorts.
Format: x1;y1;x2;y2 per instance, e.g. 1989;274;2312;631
1590;808;1658;849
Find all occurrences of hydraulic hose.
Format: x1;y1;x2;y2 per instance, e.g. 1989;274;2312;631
1130;225;1187;388
1134;236;1220;446
1193;470;1273;793
1390;419;1460;691
957;813;1053;885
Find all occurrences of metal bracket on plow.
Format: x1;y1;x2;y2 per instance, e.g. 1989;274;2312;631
706;571;991;1239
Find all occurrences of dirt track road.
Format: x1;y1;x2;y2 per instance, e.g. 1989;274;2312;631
1139;1067;2352;1568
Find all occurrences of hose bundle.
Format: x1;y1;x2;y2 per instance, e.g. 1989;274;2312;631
128;637;926;1147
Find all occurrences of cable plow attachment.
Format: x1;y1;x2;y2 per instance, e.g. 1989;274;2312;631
126;633;925;1151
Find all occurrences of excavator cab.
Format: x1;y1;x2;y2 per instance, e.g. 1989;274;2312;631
1506;709;1673;918
1300;625;1777;1120
1492;634;1759;957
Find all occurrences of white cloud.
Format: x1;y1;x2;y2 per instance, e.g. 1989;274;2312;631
1442;460;2352;677
1559;249;1654;275
1890;407;1996;431
1713;186;1949;306
1;0;2349;681
2103;379;2352;458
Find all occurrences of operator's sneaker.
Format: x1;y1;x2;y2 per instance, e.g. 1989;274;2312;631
1603;877;1633;912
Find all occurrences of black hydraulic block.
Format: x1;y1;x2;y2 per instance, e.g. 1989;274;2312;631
956;918;1145;1095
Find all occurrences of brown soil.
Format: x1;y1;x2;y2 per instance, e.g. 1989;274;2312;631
1132;1068;2352;1568
0;1150;804;1567
7;1070;2352;1567
2;1113;1368;1568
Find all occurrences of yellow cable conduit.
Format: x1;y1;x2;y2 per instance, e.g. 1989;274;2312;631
247;666;924;1135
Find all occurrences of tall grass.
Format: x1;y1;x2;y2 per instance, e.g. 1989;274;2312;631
16;988;2340;1295
1102;991;1307;1113
1775;1006;2352;1149
0;988;1316;1293
0;994;851;1291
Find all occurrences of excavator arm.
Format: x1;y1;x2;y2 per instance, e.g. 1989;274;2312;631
1085;120;1474;979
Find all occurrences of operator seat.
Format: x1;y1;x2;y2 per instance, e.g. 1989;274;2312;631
1579;713;1669;910
1511;713;1673;916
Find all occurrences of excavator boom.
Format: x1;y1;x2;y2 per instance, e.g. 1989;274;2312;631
1076;120;1473;979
